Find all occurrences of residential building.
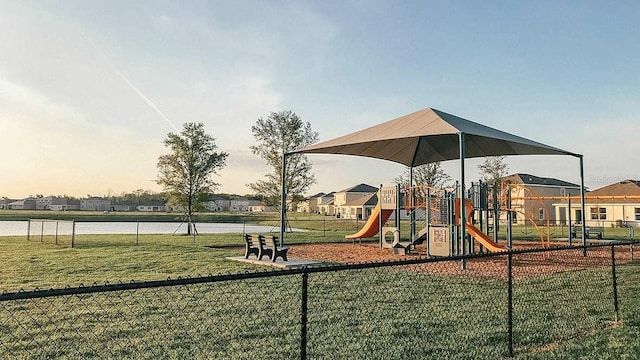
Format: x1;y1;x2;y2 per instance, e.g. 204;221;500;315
248;202;276;212
80;197;112;211
334;184;378;219
111;202;137;212
553;180;640;228
137;203;169;212
35;196;57;210
50;198;80;211
296;192;326;213
500;173;581;225
7;198;37;210
0;198;16;210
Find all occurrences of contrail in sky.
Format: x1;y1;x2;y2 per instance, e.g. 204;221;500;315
112;69;180;132
77;29;180;132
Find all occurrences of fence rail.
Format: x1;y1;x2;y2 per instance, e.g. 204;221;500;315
1;241;639;359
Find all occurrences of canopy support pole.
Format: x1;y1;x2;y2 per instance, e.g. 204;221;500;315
280;152;288;247
459;133;466;269
579;155;587;255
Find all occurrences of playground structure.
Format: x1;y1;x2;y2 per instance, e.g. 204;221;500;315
344;179;640;257
282;107;594;263
345;183;512;257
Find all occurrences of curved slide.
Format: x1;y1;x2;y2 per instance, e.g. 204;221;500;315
456;198;507;252
465;223;508;252
345;205;393;239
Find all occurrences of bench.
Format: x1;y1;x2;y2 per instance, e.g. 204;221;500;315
261;235;289;262
244;234;272;260
570;226;604;240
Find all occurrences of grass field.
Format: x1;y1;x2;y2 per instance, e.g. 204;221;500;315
2;214;640;358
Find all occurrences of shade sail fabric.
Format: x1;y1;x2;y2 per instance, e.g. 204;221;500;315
291;108;579;166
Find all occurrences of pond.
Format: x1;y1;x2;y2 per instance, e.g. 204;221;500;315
0;221;300;236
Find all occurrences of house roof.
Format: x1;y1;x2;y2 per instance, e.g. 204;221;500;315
344;194;378;207
292;107;579;166
306;192;326;200
583;180;640;204
319;198;334;206
337;183;378;193
503;173;580;188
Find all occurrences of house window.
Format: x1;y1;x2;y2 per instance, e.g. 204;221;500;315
590;207;606;220
538;208;545;221
635;208;640;221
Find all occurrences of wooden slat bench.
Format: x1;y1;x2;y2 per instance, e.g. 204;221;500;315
571;226;604;240
261;235;289;262
244;233;272;260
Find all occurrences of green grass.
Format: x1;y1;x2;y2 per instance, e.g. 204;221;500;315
1;231;640;358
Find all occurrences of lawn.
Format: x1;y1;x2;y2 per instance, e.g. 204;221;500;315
1;226;640;358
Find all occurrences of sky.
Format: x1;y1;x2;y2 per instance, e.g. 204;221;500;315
1;0;639;198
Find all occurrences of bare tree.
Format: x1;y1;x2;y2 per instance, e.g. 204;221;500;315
478;156;509;184
393;162;452;189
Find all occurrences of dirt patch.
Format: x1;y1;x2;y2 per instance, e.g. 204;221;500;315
286;241;637;280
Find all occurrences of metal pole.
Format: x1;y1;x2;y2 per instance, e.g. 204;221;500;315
579;155;587;255
378;185;383;248
300;269;309;360
27;219;31;241
55;221;59;245
410;166;415;242
611;245;620;322
71;220;75;248
568;197;572;246
507;252;514;357
136;221;139;245
280;152;288;247
40;221;44;242
426;188;431;256
507;187;513;249
459;133;466;269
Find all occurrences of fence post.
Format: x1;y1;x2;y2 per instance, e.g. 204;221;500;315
611;245;620;322
300;269;309;360
507;252;514;358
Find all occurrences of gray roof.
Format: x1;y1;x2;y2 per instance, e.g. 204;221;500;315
505;173;580;188
292;107;579;166
337;183;378;193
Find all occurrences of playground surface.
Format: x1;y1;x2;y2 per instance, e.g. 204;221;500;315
285;241;636;280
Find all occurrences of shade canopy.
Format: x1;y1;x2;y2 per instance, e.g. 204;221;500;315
291;108;580;166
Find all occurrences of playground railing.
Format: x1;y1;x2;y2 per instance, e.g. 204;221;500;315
1;241;639;359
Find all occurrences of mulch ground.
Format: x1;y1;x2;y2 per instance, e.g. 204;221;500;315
283;241;638;280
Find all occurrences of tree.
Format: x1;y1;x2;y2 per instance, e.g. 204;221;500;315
478;156;509;184
157;122;228;234
393;162;452;189
247;110;319;208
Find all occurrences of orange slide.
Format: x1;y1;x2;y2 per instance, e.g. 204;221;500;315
455;199;507;253
345;205;394;239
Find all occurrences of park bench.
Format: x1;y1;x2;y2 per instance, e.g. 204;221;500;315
261;235;289;262
570;226;604;240
244;234;271;260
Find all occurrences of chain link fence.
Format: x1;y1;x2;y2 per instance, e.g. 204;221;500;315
1;242;638;359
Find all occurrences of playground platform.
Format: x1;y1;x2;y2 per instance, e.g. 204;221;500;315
226;256;323;269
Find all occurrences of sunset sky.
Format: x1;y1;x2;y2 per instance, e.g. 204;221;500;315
1;1;639;198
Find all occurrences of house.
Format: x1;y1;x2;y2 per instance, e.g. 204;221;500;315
111;202;137;212
248;201;276;212
317;196;335;216
334;184;378;219
342;193;378;220
553;180;640;228
137;202;169;212
500;173;581;225
203;199;230;212
80;197;112;211
0;198;16;210
50;198;80;211
296;192;326;213
7;198;37;210
35;196;57;210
